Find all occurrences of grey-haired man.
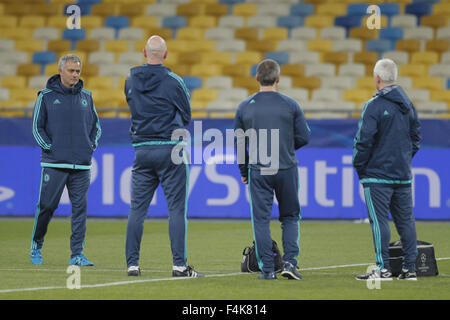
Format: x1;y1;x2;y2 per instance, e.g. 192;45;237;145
30;54;101;266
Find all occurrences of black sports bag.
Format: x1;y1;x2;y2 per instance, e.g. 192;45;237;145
389;240;439;277
241;240;283;273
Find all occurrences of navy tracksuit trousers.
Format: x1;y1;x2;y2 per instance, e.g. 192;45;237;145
125;145;189;268
31;167;91;258
363;184;417;271
248;166;301;273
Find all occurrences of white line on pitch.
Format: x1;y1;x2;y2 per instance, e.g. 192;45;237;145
1;257;449;294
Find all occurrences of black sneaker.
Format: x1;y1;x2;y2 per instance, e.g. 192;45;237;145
356;268;393;281
172;265;204;278
258;271;277;280
281;262;302;280
398;269;417;281
127;266;141;276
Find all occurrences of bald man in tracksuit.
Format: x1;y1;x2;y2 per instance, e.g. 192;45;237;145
234;59;310;280
354;59;421;281
124;36;203;277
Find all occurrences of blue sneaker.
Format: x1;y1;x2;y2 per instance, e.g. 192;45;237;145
281;262;302;280
30;249;43;265
69;253;94;266
258;271;277;280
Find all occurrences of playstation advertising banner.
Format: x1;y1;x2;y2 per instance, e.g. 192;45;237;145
0;119;449;220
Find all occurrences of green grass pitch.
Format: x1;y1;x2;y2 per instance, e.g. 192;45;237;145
0;218;449;300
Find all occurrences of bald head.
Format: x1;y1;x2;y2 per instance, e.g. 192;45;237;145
144;35;167;64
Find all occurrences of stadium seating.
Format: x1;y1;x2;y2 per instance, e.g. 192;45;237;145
0;0;449;119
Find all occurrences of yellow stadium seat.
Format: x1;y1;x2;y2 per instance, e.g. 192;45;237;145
191;111;208;118
0;15;18;28
201;51;232;65
80;16;103;30
322;52;348;66
45;63;59;76
87;76;115;90
305;15;334;29
92;88;125;108
17;64;41;78
48;39;72;53
233;77;258;93
433;3;450;16
0;103;27;117
5;4;33;16
29;4;62;17
235;51;263;65
178;54;202;65
190;0;217;3
143;28;172;41
76;40;100;53
47;16;68;29
232;3;257;18
292;77;321;98
81;64;99;78
185;40;216;53
91;3;119;17
342;89;373;106
421;15;447;30
165;40;189;53
356;77;375;90
20;15;46;28
426;40;449;54
164;51;178;65
246;40;277;53
234;27;259;41
166;64;190;77
316;3;347;16
189;16;217;29
1;28;34;40
205;4;229;17
263;27;288;41
396;39;421;53
177;3;206;17
222;64;251;78
131;16;159;29
349;27;379;41
177;28;205;40
118;4;147;17
430;90;450;104
281;64;305;78
209;112;235;119
10;88;38;103
308;39;333;53
191;89;218;104
15;39;44;52
399;64;427;77
353;51;378;66
411;51;439;65
104;40;130;55
413;77;443;91
191;64;222;78
1;76;27;89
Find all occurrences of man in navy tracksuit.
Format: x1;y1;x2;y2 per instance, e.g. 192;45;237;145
124;35;203;277
30;54;101;266
353;59;421;281
234;59;310;280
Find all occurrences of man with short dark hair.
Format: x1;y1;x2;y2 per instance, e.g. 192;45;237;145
353;58;421;281
234;59;310;280
30;54;101;266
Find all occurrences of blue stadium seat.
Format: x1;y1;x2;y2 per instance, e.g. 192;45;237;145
183;76;203;93
162;16;187;38
405;3;432;23
264;52;289;65
105;16;130;38
277;16;304;35
447;78;450;89
412;0;440;4
62;29;86;50
379;28;403;50
251;64;257;77
366;39;391;58
378;3;400;26
219;0;245;4
76;0;102;4
347;3;368;18
32;51;57;74
334;16;361;36
290;3;314;17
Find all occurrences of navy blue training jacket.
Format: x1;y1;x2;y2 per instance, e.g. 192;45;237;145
124;64;191;146
32;75;101;170
234;91;311;177
353;85;421;185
